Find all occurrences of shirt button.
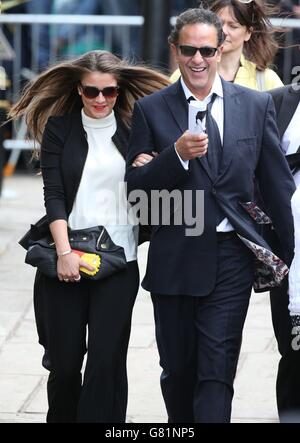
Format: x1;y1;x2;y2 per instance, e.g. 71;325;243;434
211;187;216;195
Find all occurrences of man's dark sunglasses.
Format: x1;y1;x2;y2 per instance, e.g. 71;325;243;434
80;84;120;99
179;45;218;58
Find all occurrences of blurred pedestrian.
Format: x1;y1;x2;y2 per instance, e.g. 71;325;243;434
52;0;142;58
268;82;300;422
172;0;200;14
273;1;300;82
52;0;104;57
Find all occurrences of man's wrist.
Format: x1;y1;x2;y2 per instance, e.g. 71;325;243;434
174;143;189;169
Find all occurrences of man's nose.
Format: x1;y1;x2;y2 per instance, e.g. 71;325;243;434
192;50;204;62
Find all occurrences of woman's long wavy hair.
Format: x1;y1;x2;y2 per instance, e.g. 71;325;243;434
8;50;170;143
208;0;280;70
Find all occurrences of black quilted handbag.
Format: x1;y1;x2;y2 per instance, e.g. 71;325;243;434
21;225;127;280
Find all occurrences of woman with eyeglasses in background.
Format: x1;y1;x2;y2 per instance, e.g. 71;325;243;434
8;50;169;423
171;0;283;91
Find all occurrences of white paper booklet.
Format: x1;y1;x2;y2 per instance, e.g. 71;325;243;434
188;101;206;135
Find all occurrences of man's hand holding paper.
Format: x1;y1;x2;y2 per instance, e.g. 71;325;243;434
175;130;208;161
189;101;206;135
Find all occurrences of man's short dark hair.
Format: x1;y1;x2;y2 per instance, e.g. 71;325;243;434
168;8;225;47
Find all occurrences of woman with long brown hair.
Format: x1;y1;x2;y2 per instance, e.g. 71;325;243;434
9;50;169;423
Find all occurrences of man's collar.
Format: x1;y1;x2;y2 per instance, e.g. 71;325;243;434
180;73;223;105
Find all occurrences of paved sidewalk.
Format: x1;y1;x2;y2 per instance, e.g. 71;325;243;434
0;173;279;423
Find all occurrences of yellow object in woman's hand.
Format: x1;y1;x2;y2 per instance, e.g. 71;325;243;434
80;253;101;276
72;249;101;276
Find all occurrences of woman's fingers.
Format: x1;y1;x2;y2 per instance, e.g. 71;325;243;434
79;259;95;272
132;152;157;167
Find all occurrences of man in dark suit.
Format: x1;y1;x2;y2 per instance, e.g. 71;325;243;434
269;83;300;422
126;8;295;423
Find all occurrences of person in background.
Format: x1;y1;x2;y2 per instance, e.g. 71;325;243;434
0;68;9;197
173;0;200;14
272;0;300;81
52;0;104;57
171;0;283;91
268;82;300;422
52;0;141;58
4;0;52;73
8;50;169;423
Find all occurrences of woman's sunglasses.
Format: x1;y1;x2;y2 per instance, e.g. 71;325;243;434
179;45;218;58
80;84;120;99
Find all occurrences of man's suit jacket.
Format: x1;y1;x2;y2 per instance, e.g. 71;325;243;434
269;83;300;140
270;84;300;175
126;79;296;297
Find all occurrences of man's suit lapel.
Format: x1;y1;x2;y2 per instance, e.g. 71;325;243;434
162;79;243;182
163;79;242;182
277;85;300;138
163;80;188;133
217;80;239;180
163;80;213;181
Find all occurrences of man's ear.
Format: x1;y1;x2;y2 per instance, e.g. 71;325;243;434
170;44;179;62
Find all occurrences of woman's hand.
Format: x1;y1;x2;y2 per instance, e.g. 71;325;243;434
132;151;158;167
57;252;94;283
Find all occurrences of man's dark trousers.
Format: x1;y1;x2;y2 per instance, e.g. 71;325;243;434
151;235;254;423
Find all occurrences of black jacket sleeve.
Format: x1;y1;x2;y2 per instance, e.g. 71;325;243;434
125;101;189;196
255;95;296;266
40;116;68;224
